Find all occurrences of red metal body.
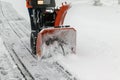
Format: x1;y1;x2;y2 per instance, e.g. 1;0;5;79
54;3;71;27
36;3;76;57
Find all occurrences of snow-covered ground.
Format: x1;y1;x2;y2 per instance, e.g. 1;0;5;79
0;38;24;80
1;0;29;20
63;1;120;80
1;0;120;80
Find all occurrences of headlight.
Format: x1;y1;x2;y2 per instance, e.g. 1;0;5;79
38;0;44;5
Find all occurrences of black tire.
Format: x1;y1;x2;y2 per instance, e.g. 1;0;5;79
30;32;37;55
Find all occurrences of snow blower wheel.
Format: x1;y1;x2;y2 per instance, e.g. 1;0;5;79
30;32;37;55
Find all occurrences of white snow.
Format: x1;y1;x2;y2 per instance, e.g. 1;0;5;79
1;0;120;80
0;38;24;80
1;0;29;20
62;1;120;80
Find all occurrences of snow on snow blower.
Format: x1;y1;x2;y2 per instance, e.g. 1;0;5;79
30;0;76;58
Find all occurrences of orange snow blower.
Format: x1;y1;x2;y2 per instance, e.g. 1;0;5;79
30;0;76;58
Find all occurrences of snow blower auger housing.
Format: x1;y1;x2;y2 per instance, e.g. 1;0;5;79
30;0;76;58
